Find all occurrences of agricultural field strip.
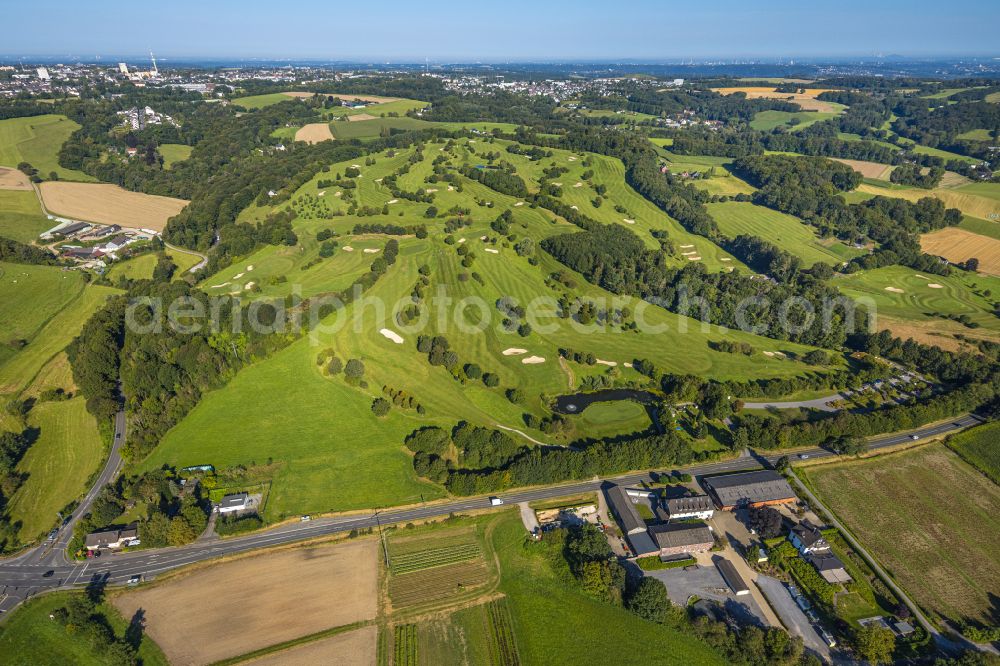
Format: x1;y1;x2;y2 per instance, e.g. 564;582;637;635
486;598;522;666
390;542;483;574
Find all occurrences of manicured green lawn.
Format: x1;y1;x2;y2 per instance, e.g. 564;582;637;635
946;421;1000;485
233;92;299;109
491;514;724;665
158;143;192;168
707;201;862;266
0;189;51;243
329;117;431;140
107;247;201;281
0;114;93;181
0;591;167;666
6;397;105;542
574;400;651;439
835;265;1000;337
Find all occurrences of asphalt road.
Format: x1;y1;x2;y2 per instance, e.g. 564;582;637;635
0;412;982;616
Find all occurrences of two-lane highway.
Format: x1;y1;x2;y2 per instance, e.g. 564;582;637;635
0;413;982;616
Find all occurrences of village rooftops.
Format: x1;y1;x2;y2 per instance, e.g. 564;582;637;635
702;470;797;509
665;495;714;517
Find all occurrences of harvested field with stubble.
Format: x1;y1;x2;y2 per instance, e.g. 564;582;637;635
920;227;1000;276
294;122;334;144
113;539;378;665
38;182;187;231
802;444;1000;628
831;158;893;180
0;166;31;190
712;87;838;111
245;626;377;666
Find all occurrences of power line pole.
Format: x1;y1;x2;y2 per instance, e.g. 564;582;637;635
374;508;389;568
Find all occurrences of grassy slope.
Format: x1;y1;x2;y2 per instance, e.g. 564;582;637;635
0;263;86;348
0;114;93;181
107;247;201;281
0;591;168;666
232;92;297;110
958;215;1000;241
6;397;105;541
801;444;1000;627
329;117;431;140
835;265;1000;337
0;189;51;243
707;201;862;266
857;180;1000;221
159;143;192;168
945;421;1000;485
149;140;831;517
0;283;119;395
491;513;724;665
750;110;839;131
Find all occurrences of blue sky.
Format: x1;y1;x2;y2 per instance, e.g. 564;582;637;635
5;0;998;61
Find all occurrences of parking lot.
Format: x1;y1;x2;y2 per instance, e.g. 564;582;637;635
642;555;769;627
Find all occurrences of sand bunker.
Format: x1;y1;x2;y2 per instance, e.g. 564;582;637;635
379;328;404;344
318;191;325;197
681;251;696;256
480;236;488;241
595;359;618;367
884;287;905;293
552;183;563;187
680;244;694;248
914;274;928;279
233;272;245;279
687;256;702;261
720;258;732;262
623;362;633;368
426;188;438;193
567;156;577;161
448;186;455;191
458;238;466;243
485;248;500;254
502;348;528;356
334;191;342;197
574;182;583;188
247;265;255;271
522;356;546;364
762;351;775;357
244;281;256;290
387;199;398;204
374;178;383;183
514;201;523;207
927;283;944;289
571;205;579;210
363;248;379;254
623;219;635;224
210;283;229;289
343;246;354;252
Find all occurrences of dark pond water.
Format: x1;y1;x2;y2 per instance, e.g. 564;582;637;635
553;388;660;414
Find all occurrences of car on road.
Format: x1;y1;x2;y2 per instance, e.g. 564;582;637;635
127;575;142;585
910;434;920;440
798;453;809;459
42;570;55;578
300;515;311;522
116;433;121;439
46;529;58;541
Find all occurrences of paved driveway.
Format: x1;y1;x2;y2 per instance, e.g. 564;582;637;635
643;563;768;628
757;574;832;663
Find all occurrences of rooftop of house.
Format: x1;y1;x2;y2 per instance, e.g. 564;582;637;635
605;484;646;535
665;494;714;514
703;470;796;505
790;520;827;549
219;492;249;509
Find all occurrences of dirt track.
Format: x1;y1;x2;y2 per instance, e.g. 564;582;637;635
38;182;187;231
113;539;378;665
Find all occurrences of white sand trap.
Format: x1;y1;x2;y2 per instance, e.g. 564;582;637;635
595;359;618;367
688;256;702;261
522;355;546;364
884;287;905;293
681;251;696;256
574;182;583;188
448;186;454;191
773;351;786;358
210;283;229;289
356;175;363;178
552;182;562;187
680;244;694;248
914;274;928;279
379;328;404;344
318;191;326;197
468;140;476;143
502;347;528;356
387;199;398;204
343;246;354;252
246;265;255;271
720;258;732;262
374;178;383;183
568;156;577;161
485;248;500;254
623;362;633;368
571;205;579;210
351;164;361;168
514;201;524;207
458;238;466;243
623;219;635;224
927;283;944;289
335;191;342;197
363;248;380;254
426;188;438;193
233;272;245;279
244;281;256;290
480;235;488;241
762;351;775;357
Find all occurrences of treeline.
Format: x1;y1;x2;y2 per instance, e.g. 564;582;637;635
0;237;60;265
352;222;426;236
460;164;529;198
541;224;852;347
0;429;35;551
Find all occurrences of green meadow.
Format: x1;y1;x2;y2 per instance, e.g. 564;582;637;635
0;263;86;360
232;92;298;109
329;116;431;139
0;189;51;243
750;109;840;132
946;421;1000;485
159;143;193;168
707;201;863;266
0;114;93;181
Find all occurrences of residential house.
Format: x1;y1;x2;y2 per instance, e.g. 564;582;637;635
648;522;714;557
788;520;853;584
665;494;715;520
702;470;797;510
102;234;131;252
217;492;250;514
789;520;829;554
807;552;852;584
84;525;140;551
